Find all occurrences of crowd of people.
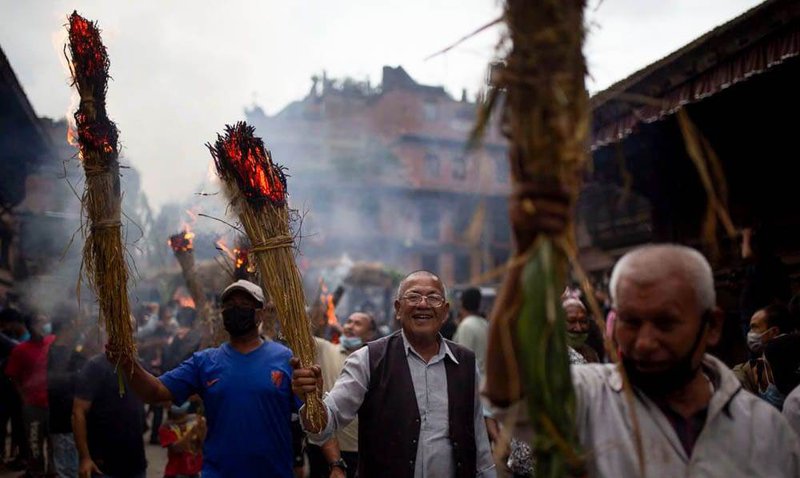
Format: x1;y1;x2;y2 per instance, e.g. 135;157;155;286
2;241;800;477
0;299;206;478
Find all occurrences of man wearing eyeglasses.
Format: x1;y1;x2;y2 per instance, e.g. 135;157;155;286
292;270;496;478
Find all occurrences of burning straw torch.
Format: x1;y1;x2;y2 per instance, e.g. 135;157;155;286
67;12;135;394
207;122;324;428
168;229;206;311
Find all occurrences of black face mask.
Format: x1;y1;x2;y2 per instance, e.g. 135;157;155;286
222;307;257;337
621;313;709;397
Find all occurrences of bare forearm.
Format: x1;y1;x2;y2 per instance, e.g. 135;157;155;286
320;437;341;463
72;409;91;460
126;361;173;404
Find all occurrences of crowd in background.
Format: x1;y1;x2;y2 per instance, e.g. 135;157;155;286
0;300;206;478
3;230;800;478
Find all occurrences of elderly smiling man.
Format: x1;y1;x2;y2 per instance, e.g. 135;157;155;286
293;270;496;478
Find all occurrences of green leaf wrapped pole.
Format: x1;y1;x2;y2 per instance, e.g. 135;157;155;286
473;0;590;476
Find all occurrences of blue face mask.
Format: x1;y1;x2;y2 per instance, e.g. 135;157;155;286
170;401;192;415
341;336;363;350
18;330;31;342
760;383;786;410
41;323;53;336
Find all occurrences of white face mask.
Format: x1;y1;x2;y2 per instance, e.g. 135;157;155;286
746;329;771;354
341;335;363;350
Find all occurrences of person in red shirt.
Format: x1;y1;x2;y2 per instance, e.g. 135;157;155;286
5;313;55;477
158;401;205;478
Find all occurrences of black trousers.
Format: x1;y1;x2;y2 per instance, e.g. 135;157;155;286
306;443;358;478
0;385;26;461
149;405;163;444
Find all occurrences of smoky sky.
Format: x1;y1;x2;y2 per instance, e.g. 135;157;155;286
1;0;762;209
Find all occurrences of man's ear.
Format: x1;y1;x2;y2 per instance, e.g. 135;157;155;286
394;299;401;323
706;307;725;347
766;325;781;340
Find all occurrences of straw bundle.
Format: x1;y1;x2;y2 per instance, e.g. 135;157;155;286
169;230;207;311
169;230;219;348
207;122;324;428
472;1;589;476
68;12;136;390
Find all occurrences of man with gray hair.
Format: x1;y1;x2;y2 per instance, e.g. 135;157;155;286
503;244;800;477
601;245;799;475
293;270;495;478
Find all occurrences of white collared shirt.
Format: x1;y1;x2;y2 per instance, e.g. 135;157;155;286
306;330;496;477
498;354;800;477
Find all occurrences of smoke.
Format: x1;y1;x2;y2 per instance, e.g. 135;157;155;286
8;118;80;317
12;118;162;323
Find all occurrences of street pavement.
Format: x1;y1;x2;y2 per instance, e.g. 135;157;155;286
0;441;168;478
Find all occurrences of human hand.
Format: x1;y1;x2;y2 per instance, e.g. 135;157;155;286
290;357;323;397
105;343;135;374
329;466;346;478
79;457;101;478
485;417;501;445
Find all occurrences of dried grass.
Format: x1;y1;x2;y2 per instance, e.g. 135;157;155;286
208;123;324;429
68;12;136;391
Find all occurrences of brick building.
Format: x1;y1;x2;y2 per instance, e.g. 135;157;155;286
246;66;511;286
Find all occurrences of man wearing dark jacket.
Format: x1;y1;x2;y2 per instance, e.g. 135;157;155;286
293;271;495;478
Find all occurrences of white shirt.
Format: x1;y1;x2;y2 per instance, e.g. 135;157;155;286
306;331;496;478
783;384;800;440
499;354;800;477
453;315;489;377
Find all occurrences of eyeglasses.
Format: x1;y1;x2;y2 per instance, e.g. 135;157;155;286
402;293;446;308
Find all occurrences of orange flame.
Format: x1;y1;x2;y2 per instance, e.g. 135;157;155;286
185;209;198;225
67;124;79;147
175;295;195;309
169;228;195;253
234;248;256;273
209;122;287;205
325;294;337;326
215;239;235;260
234;248;246;270
216;238;255;274
224;141;286;202
318;279;337;325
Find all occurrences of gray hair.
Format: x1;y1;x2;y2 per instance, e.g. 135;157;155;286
396;270;448;300
609;244;715;312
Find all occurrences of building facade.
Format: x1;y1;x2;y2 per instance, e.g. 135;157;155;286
246;66;512;286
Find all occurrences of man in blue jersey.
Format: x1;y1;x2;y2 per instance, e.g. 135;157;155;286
107;280;298;478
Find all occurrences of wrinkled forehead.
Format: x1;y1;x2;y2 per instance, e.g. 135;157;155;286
750;310;768;327
616;272;700;314
399;273;445;296
564;304;586;316
348;312;369;324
